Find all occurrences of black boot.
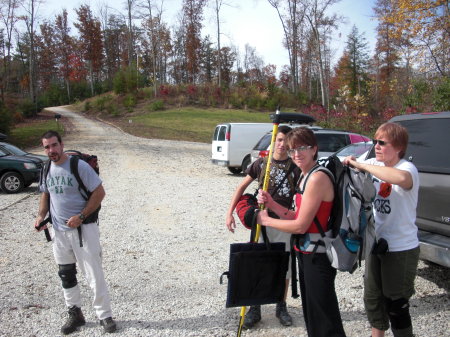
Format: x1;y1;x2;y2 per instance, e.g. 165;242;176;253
242;305;261;329
61;306;86;335
100;317;117;333
276;301;293;326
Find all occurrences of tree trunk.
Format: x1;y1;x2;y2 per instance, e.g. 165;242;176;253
215;0;222;87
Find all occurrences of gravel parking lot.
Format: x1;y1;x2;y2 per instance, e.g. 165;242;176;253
0;107;448;337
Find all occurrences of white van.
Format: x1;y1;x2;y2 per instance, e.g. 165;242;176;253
211;123;273;174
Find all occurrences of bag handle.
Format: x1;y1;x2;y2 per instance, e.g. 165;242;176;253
249;210;271;250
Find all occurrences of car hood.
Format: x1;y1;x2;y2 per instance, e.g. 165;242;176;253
23;153;48;162
0;154;46;164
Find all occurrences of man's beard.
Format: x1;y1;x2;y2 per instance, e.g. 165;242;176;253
49;152;61;162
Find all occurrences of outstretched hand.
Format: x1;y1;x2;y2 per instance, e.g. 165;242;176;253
342;155;357;167
226;214;236;233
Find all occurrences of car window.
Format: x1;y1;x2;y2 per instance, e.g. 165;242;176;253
0;148;7;156
398;118;449;174
254;133;272;150
213;126;220;141
316;134;348;153
218;125;227;141
337;143;372;157
2;143;27;156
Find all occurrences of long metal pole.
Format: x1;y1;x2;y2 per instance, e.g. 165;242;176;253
236;110;280;336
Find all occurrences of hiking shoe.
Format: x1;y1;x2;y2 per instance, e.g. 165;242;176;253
276;301;293;326
100;317;117;333
61;306;85;335
242;305;261;329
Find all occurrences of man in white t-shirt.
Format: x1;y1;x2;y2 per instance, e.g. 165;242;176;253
34;130;116;335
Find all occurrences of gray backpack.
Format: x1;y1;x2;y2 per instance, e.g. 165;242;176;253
293;155;376;273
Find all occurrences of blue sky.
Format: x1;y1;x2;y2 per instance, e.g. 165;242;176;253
41;0;378;72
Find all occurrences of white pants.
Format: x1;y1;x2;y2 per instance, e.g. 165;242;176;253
52;223;112;320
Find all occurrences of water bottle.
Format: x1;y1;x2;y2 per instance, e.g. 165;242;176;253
345;233;360;253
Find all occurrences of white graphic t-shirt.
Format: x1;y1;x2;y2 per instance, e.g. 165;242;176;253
41;157;102;231
364;158;420;251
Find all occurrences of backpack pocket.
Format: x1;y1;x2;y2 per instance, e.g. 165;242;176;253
325;234;359;273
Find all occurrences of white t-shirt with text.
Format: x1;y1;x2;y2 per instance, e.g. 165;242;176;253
364;158;420;252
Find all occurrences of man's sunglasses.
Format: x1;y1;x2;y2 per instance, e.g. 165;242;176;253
372;139;389;146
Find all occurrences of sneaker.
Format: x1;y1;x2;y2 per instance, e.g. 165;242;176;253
61;306;86;335
100;317;117;333
242;305;261;329
276;301;293;326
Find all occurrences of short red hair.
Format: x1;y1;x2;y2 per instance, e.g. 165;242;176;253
375;122;409;159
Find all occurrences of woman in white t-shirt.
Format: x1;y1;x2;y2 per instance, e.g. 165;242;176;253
343;122;419;337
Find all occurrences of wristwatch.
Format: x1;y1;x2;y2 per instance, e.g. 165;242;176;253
79;213;86;221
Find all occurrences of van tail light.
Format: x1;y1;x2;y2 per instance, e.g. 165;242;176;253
226;132;230;141
259;150;269;158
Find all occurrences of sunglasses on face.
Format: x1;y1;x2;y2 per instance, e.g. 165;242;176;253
287;145;312;157
372;139;389;146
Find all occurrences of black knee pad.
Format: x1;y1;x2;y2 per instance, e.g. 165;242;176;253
58;264;78;289
386;297;412;330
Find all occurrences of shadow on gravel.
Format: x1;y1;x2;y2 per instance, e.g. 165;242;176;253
112;314;236;333
416;261;450;292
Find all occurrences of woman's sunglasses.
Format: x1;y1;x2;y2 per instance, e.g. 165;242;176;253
372;139;389;146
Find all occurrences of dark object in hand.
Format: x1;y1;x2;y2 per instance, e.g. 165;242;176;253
372;238;389;255
35;217;51;231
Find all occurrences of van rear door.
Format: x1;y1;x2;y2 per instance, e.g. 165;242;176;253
211;124;230;166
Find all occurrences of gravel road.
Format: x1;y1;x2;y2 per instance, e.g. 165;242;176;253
0;107;448;337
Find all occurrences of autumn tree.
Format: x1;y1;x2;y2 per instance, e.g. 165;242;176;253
74;4;103;96
382;0;449;78
267;0;303;94
0;0;21;99
211;0;234;87
300;0;341;109
139;0;169;96
243;43;264;84
101;12;128;88
124;0;136;66
344;25;370;96
217;46;235;86
54;9;74;100
36;20;57;90
21;0;42;107
170;24;187;84
182;0;206;83
199;34;215;83
372;0;403;111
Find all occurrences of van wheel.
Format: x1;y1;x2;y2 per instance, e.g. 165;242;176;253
228;167;242;174
241;156;251;173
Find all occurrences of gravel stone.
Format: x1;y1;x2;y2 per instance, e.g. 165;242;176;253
0;107;448;337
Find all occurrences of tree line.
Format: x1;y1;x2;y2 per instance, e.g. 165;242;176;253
0;0;449;134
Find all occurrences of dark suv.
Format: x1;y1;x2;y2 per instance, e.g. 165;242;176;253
388;112;450;268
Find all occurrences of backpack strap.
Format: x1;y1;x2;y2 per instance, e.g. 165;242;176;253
70;156;92;248
249;212;271;250
299;165;335;237
38;161;52;242
70;156;90;200
290;235;299;298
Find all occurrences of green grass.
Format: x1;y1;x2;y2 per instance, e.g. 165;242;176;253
122;107;275;143
10;106;277;147
8;120;64;149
